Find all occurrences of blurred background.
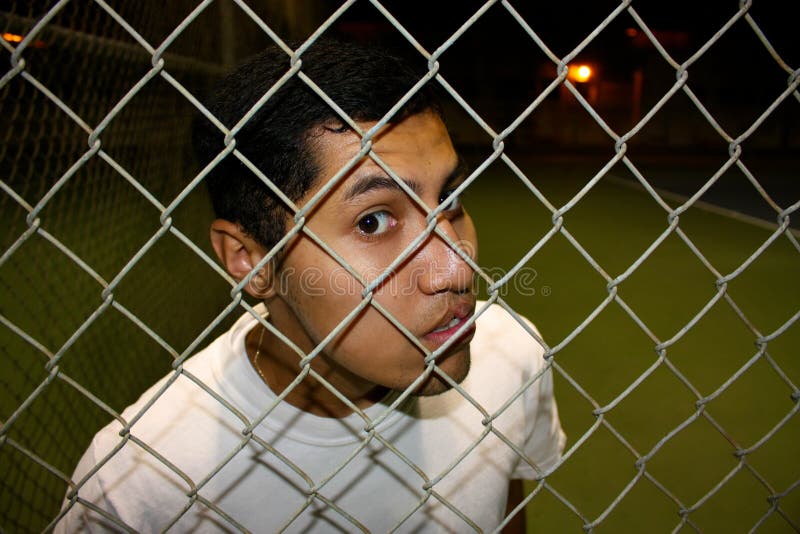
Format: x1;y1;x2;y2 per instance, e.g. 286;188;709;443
1;0;798;532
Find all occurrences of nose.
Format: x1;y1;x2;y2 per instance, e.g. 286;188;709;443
415;216;475;295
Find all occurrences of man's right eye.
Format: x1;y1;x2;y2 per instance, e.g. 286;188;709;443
357;211;396;236
439;190;462;213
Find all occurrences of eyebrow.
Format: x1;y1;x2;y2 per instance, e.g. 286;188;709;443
342;155;468;203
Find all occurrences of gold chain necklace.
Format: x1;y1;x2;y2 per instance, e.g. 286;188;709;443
251;322;268;385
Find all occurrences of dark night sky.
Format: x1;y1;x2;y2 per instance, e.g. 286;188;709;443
317;0;797;124
328;1;796;83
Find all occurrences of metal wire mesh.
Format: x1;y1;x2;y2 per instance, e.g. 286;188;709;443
1;0;798;532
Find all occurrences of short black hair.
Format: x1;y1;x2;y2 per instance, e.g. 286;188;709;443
192;38;442;252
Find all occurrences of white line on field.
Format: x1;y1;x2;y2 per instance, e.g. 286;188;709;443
605;175;800;238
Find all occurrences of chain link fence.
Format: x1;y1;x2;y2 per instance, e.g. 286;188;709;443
1;0;798;532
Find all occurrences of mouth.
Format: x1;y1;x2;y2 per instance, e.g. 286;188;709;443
423;302;477;347
431;316;463;334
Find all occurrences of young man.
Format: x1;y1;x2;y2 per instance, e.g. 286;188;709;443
57;39;565;532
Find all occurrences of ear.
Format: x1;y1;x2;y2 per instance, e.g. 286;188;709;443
209;219;275;299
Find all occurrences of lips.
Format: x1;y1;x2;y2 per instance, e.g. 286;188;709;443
423;300;476;346
431;316;462;333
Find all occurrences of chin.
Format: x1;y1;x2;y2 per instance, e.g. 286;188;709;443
412;349;471;397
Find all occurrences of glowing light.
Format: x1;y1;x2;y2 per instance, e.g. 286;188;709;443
2;32;47;48
2;33;24;43
568;64;593;83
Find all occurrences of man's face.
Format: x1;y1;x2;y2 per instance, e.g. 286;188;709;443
266;111;478;400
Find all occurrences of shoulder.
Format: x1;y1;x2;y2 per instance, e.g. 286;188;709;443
472;300;546;367
73;318;249;478
63;322;253;528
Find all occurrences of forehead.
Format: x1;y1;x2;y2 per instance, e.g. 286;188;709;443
310;112;458;192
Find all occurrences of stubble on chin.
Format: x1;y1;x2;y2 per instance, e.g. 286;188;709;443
411;349;471;397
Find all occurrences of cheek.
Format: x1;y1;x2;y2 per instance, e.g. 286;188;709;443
282;258;395;339
330;310;425;373
279;238;428;362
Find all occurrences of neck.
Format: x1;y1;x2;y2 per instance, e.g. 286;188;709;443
246;323;386;418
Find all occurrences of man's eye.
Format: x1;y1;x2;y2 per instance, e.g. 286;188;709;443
439;190;462;212
357;211;395;235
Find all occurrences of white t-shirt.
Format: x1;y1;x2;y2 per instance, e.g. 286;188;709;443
56;301;565;533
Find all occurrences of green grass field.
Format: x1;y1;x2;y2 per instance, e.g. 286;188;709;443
463;155;799;532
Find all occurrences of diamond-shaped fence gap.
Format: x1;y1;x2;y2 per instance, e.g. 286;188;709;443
246;0;361;46
744;2;799;67
97;0;216;61
755;503;800;534
667;293;765;396
26;155;166;283
607;361;699;458
354;0;488;53
429;2;555;139
518;235;611;348
736;93;800;155
0;231;104;356
111;228;235;355
520;482;587;532
644;417;742;524
461;158;556;268
442;95;498;156
470;200;610;346
611;227;723;340
525;11;649;142
505;1;624;60
622;150;799;241
758;320;800;393
1;371;120;533
165;169;233;261
628;1;741;66
158;0;286;68
589;465;689;534
0;336;43;414
687;16;797;139
739;409;800;510
551;299;661;411
95;73;215;205
157;0;278;64
529;73;621;149
55;304;181;416
554;161;680;277
719;228;800;334
687;461;784;533
0;66;90;208
3;375;113;478
13;25;159;130
542;419;639;526
705;353;798;455
0;439;67;534
633;80;736;152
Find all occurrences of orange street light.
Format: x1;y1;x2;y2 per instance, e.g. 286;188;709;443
2;32;24;43
2;32;47;48
567;64;593;83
